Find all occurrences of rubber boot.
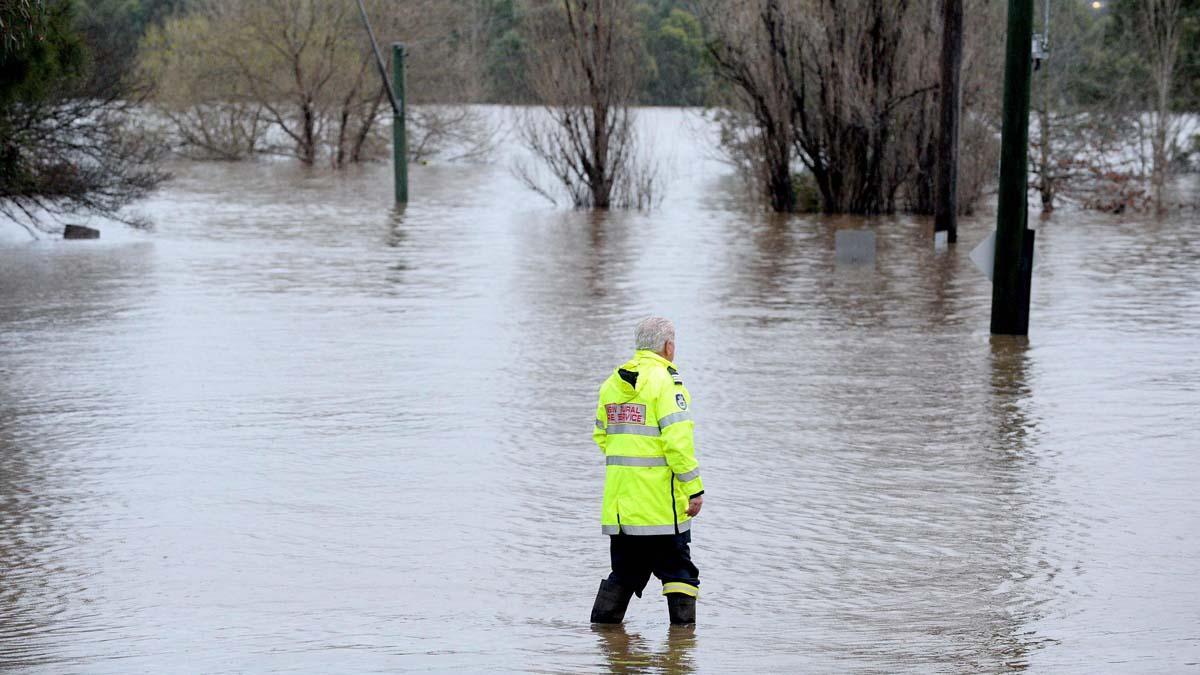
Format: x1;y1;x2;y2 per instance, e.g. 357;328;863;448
590;579;634;624
666;594;696;625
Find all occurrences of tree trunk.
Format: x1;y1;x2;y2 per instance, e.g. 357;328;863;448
300;100;316;165
351;85;386;164
1037;103;1055;212
1140;0;1182;212
591;103;612;208
767;156;795;213
1152;79;1169;210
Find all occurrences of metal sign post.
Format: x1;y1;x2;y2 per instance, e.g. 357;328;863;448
355;0;408;204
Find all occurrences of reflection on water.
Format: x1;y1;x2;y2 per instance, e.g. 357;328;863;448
990;336;1035;450
593;624;696;674
1;109;1198;672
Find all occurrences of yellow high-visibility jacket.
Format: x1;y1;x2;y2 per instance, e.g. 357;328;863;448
593;350;704;536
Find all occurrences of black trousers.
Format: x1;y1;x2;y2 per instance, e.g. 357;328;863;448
607;532;699;596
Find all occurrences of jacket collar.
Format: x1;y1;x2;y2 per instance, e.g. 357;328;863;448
635;349;676;369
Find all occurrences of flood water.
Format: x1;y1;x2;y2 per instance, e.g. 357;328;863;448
2;109;1199;673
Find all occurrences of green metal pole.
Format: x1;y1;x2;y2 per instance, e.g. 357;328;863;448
392;43;408;204
991;0;1036;335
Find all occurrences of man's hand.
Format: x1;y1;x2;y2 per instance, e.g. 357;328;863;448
686;495;703;517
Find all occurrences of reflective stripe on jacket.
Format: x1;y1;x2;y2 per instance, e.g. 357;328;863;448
592;350;704;536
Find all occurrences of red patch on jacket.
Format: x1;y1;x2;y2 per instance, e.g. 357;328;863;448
605;403;646;425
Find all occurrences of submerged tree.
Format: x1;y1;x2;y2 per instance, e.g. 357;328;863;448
142;0;386;166
1027;1;1144;212
516;0;657;209
1029;0;1198;213
1136;0;1186;209
702;0;1005;215
703;0;930;214
702;0;798;212
141;0;494;166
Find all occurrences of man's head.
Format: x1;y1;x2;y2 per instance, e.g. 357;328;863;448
635;316;675;362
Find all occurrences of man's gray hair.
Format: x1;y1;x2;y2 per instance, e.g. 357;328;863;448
635;317;675;352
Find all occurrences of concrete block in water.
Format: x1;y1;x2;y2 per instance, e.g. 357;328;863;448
63;224;100;240
835;229;875;265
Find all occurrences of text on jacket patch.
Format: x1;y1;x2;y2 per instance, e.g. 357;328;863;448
606;403;646;425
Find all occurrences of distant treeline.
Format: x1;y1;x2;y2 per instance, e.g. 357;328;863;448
54;0;709;106
50;0;1200;110
484;0;709;105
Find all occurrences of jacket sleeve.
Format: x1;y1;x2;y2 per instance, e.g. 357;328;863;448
593;399;607;453
656;376;704;498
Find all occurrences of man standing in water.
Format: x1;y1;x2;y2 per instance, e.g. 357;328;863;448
589;317;705;626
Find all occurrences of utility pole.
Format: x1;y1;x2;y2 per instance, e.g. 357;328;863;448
392;43;408;205
991;0;1037;335
934;0;963;243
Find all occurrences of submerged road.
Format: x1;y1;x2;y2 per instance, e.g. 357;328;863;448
1;109;1198;672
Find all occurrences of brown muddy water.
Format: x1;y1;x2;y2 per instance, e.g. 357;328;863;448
1;109;1198;673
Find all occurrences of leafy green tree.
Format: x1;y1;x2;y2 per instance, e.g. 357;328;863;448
1;0;45;57
1102;0;1199;110
477;0;711;105
1164;0;1198;116
1;0;164;235
483;0;531;102
0;0;77;102
71;0;186;88
640;7;707;105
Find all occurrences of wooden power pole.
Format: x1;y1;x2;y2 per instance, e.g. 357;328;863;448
991;0;1037;335
934;0;964;243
